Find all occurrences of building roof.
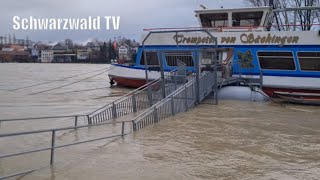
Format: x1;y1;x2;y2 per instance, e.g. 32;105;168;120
0;51;29;55
52;43;68;50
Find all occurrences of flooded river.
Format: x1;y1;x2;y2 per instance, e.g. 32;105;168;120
0;63;320;179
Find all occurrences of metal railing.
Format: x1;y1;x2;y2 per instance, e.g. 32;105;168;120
0;120;131;179
0;63;189;179
131;62;257;131
87;64;187;125
132;70;222;131
0;64;187;130
0;115;89;134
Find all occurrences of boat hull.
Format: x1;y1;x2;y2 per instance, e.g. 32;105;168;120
109;75;148;88
233;74;320;96
274;91;320;105
108;64;167;88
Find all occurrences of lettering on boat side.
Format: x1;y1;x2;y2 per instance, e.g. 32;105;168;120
173;33;299;45
239;33;299;45
173;34;215;45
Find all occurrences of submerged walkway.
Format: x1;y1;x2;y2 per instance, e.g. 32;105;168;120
0;65;247;178
20;101;320;180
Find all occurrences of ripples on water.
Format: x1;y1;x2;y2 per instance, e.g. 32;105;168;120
1;63;320;179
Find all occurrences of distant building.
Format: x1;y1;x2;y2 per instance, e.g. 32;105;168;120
2;44;24;51
53;52;76;63
52;43;68;53
40;50;54;63
52;42;76;63
0;51;29;62
118;44;132;63
31;47;39;56
76;48;89;60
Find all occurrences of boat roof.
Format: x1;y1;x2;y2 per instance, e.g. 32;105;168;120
194;6;272;14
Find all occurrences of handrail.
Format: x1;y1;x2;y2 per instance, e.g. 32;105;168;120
0;114;86;123
132;76;196;121
143;23;320;32
88;64;186;115
0;169;39;180
0;120;132;138
0;120;131;167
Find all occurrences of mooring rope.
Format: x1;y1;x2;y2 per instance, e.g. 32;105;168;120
28;67;114;95
10;67;110;91
54;86;110;95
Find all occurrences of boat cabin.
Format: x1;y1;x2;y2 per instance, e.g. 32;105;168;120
195;6;272;31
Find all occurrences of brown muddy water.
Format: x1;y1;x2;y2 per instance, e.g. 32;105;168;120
0;63;320;180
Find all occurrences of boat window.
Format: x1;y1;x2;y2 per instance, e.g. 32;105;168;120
232;11;263;27
199;13;228;27
140;52;159;66
200;50;228;65
297;52;320;71
165;51;194;67
257;51;295;70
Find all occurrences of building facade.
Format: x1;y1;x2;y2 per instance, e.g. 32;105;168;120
76;49;89;60
41;50;54;63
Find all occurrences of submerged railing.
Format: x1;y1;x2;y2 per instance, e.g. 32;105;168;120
131;63;253;131
0;120;131;179
87;64;187;125
132;70;219;131
0;63;188;179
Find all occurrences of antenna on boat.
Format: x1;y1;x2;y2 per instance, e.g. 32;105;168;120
200;4;207;9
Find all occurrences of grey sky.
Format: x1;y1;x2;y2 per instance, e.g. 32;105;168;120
1;0;243;43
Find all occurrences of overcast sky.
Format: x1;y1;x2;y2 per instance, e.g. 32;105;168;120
1;0;244;43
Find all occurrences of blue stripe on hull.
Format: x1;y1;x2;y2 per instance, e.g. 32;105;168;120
129;44;320;78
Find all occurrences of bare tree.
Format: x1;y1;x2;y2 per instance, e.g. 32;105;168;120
64;39;74;49
289;0;320;30
244;0;320;31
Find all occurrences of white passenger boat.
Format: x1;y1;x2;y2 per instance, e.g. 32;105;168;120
109;6;320;102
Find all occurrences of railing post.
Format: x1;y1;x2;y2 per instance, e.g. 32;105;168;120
132;93;137;112
170;96;175;116
112;102;117;119
132;120;136;131
195;50;200;103
184;85;188;111
50;130;56;165
158;51;166;99
153;107;158;123
87;115;91;125
74;116;78;130
121;121;125;137
213;50;218;105
147;86;153;107
174;73;177;90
